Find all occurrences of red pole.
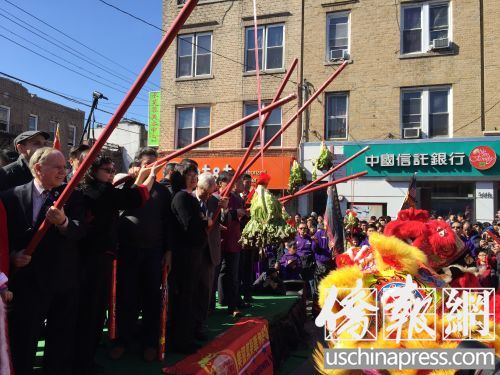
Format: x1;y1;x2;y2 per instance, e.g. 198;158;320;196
153;94;297;165
24;0;200;256
278;171;367;203
158;263;169;361
241;61;348;173
108;258;117;340
221;58;298;195
282;146;370;203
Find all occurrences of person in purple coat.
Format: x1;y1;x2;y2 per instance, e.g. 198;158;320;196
296;223;316;297
280;240;302;280
312;226;333;297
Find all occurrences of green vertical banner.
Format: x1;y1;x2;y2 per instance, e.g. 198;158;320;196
148;91;161;146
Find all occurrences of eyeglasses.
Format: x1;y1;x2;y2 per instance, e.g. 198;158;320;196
100;167;116;174
452;226;462;230
298;227;307;230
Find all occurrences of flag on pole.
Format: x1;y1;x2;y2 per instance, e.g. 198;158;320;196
52;123;61;150
324;183;345;256
323;146;345;255
401;172;417;210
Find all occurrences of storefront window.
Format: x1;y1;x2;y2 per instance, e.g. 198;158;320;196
418;181;474;220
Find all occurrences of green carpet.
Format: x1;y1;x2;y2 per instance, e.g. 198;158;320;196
61;295;299;374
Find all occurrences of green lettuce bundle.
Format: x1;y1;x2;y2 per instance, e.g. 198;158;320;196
240;185;296;248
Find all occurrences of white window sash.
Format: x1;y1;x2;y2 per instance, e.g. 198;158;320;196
0;106;10;132
68;125;76;146
326;12;350;60
245;24;284;72
401;2;450;54
401;87;451;138
29;114;38;131
194;33;212;76
326;94;348;140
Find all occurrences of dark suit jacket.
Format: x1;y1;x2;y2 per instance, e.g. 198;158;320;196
1;181;86;292
206;195;226;266
0;156;33;191
171;190;207;253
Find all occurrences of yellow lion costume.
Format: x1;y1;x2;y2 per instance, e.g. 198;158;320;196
313;233;499;375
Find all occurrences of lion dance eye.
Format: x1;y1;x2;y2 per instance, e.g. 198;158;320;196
436;227;447;237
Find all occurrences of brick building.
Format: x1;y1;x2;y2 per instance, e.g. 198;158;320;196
161;0;302;191
0;77;85;155
161;0;500;219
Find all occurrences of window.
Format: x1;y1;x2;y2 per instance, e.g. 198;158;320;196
401;87;451;138
326;12;350;60
177;33;212;78
48;120;57;141
402;2;450;54
29;114;38;131
68;125;76;146
176;106;210;148
243;103;282;147
0;106;9;132
325;93;348;140
245;24;284;72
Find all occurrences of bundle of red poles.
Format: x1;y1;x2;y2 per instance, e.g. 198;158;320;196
19;0;355;362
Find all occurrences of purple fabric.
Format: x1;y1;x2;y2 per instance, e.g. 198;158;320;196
279;252;302;280
314;229;332;263
295;234;315;257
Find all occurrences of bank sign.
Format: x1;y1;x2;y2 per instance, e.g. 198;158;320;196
339;138;500;178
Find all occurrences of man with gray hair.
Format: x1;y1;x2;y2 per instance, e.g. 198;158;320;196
0;147;85;374
193;172;228;340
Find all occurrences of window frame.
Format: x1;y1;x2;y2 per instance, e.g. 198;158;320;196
175;105;211;149
176;32;213;78
325;11;351;61
325;92;349;141
48;120;57;141
400;86;453;139
400;1;452;55
244;23;285;72
68;125;76;146
28;114;38;131
242;102;283;148
0;105;10;132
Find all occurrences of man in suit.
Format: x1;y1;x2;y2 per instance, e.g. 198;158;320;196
113;147;172;362
0;130;49;191
1;147;85;375
193;173;228;340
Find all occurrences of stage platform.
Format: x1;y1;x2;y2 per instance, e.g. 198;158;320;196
85;294;307;374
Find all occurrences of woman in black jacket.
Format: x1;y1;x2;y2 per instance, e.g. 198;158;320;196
74;155;159;375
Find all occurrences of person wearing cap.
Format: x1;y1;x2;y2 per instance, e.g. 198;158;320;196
0;130;49;191
1;147;85;374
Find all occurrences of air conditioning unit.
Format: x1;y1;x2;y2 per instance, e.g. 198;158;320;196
330;49;349;61
430;38;450;50
403;128;421;139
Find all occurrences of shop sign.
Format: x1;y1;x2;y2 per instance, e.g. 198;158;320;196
469;146;497;171
336;139;500;178
172;156;294;189
148;91;161;147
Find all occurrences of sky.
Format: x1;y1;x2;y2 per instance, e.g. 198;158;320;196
0;0;164;127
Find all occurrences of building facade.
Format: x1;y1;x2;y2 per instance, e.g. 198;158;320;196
0;77;85;155
162;1;500;219
300;0;500;220
94;119;148;171
161;0;302;190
